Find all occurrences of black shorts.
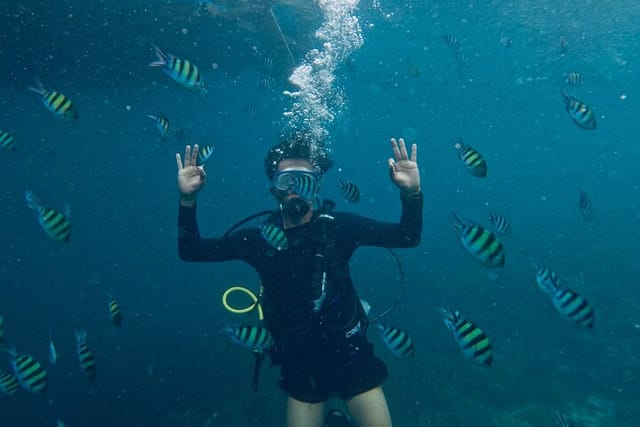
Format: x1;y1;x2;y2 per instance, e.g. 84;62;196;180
277;333;388;403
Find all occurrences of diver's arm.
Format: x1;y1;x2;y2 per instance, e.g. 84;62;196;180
177;202;241;262
344;191;423;248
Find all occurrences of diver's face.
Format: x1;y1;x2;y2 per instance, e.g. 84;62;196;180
273;159;315;202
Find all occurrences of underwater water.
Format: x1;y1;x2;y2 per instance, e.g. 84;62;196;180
1;0;640;425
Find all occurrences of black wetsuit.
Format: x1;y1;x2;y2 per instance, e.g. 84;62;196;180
178;193;423;402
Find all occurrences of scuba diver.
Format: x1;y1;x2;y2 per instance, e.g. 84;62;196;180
176;132;423;427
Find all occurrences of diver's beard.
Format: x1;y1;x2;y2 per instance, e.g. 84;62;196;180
281;197;311;220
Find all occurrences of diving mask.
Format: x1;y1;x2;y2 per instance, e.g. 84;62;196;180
273;169;318;191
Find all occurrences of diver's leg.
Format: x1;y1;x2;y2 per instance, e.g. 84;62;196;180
345;386;392;427
287;396;325;427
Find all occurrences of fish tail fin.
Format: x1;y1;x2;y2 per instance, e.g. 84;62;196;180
25;189;43;212
449;210;464;230
148;45;167;67
27;78;45;96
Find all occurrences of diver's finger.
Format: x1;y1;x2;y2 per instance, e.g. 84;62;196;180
410;143;417;163
398;138;408;160
191;144;199;167
184;145;192;166
388;158;397;177
390;138;401;160
176;153;183;170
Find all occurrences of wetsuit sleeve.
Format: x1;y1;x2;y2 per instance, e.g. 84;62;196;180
343;191;423;248
177;203;248;262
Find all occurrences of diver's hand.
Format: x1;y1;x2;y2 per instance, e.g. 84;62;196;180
176;144;206;206
388;138;420;195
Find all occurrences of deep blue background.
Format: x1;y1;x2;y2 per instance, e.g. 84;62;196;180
1;0;640;425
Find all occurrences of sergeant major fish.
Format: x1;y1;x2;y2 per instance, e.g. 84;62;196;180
8;349;48;394
220;323;273;354
149;45;205;93
0;130;16;151
535;264;595;328
28;79;78;121
0;370;19;396
147;113;171;138
75;329;97;381
374;321;415;358
25;190;71;243
454;141;487;177
338;178;360;204
488;211;511;235
108;294;123;327
439;302;493;367
198;145;215;164
578;188;593;220
562;91;596;130
261;223;288;251
450;211;505;268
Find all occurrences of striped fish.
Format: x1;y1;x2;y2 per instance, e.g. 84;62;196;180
562;91;596;130
555;411;572;427
75;329;96;381
220;323;273;354
454;141;487;177
565;72;583;87
578;188;593;220
0;370;19;396
9;350;48;394
535;265;595;328
0;130;16;151
454;51;470;67
108;295;123;327
374;321;415;358
488;212;511;235
450;211;505;268
28;79;77;121
338;178;361;203
148;113;171;138
292;174;319;201
261;223;288;251
25;190;71;243
149;45;205;92
198;145;215;164
439;302;492;367
442;35;461;51
0;314;4;344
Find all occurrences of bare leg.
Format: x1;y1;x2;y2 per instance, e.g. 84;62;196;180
346;386;392;427
287;396;325;427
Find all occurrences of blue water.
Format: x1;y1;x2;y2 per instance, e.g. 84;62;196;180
1;0;640;425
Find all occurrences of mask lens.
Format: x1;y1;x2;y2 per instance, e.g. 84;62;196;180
274;170;316;192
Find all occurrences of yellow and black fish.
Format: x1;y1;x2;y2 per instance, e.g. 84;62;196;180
260;223;288;251
338;178;361;204
561;91;596;130
221;323;273;354
0;370;19;396
25;190;71;243
28;79;77;121
0;130;16;151
198;145;215;164
450;211;505;268
442;35;461;51
454;141;487;177
9;350;48;394
488;211;511;235
439;302;492;367
148;113;171;138
565;72;583;87
374;321;415;358
75;329;96;381
108;294;123;327
149;45;205;92
578;188;593;220
535;265;594;328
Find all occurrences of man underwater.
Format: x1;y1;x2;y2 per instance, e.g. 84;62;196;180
176;134;422;427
